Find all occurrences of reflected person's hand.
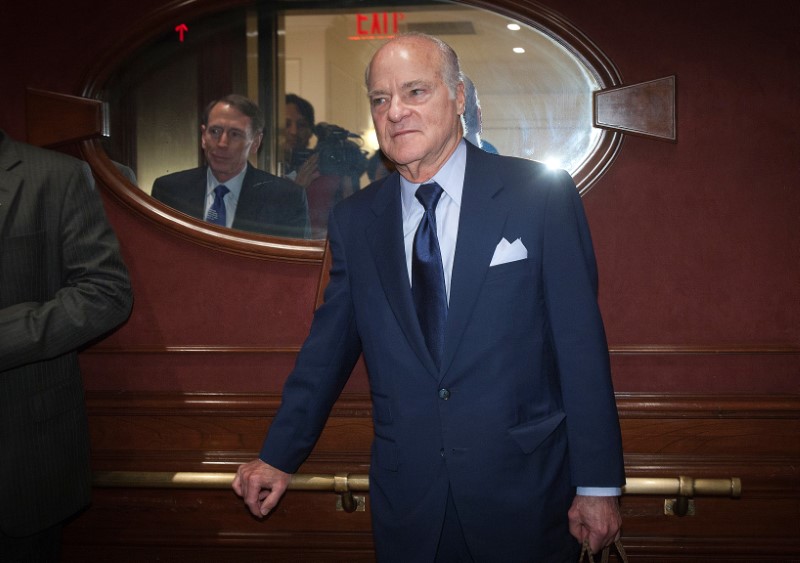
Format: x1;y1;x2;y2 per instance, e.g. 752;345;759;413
294;152;320;188
232;458;292;517
567;495;621;553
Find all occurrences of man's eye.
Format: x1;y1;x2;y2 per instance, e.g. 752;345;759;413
230;131;244;140
209;127;223;137
371;97;386;107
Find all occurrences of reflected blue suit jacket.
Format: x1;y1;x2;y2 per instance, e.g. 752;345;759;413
262;142;624;562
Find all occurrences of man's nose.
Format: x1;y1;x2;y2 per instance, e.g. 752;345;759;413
387;97;409;122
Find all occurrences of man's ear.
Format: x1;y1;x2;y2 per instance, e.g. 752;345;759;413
200;124;208;150
456;81;466;116
250;132;264;155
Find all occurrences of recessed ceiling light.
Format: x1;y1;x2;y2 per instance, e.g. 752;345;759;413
507;23;521;31
513;47;526;54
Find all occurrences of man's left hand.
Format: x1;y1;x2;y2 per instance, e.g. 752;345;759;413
567;495;621;553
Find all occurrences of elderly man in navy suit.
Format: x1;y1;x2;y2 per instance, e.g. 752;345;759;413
234;33;624;562
152;94;309;238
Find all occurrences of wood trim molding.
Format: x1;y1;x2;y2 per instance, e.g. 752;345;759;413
84;390;800;418
85;391;372;417
609;344;799;355
616;393;800;419
25;88;106;147
83;345;302;354
82;344;800;356
594;75;677;141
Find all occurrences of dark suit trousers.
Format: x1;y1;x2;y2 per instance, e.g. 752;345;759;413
433;488;577;563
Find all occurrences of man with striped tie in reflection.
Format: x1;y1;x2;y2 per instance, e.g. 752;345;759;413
152;94;309;238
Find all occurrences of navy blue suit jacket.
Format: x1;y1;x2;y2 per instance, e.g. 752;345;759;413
262;142;624;562
151;164;309;238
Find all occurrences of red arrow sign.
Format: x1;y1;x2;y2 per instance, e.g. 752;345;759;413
175;23;188;42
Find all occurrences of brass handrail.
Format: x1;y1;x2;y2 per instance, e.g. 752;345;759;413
92;471;740;498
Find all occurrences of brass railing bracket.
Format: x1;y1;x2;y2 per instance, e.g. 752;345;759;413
337;494;366;512
665;498;695;516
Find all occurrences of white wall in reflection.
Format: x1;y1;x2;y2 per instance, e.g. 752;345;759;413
283;4;600;175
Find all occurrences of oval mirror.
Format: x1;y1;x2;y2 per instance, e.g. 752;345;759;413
83;0;622;261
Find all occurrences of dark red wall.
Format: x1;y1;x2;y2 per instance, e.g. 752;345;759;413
1;0;797;396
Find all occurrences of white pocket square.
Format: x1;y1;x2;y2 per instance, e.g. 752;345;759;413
490;237;528;266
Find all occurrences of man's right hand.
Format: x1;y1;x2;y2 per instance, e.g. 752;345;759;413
232;459;292;517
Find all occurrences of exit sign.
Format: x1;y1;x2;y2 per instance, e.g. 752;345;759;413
353;12;406;39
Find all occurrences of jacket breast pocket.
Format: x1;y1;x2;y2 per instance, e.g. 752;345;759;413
484;257;530;284
477;258;538;324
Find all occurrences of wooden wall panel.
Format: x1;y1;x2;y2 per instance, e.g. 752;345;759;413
61;392;800;561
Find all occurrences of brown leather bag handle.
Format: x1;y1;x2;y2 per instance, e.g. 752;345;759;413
578;539;628;563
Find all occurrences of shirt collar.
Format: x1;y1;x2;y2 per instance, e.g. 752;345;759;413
207;164;248;202
400;139;466;214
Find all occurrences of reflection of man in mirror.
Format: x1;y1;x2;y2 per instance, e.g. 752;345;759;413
151;94;309;238
282;93;369;239
283;93;318;187
234;33;623;562
304;122;368;239
462;75;498;154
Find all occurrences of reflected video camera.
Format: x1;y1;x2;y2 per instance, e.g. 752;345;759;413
314;122;366;177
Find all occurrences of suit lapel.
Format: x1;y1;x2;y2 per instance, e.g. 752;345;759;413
366;174;440;377
179;167;207;220
440;146;507;378
0;134;23;240
232;164;261;229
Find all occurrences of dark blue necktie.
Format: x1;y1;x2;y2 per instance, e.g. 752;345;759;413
206;184;229;226
412;182;447;368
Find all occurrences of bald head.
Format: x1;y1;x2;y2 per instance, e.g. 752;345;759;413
366;33;462;99
365;32;466;182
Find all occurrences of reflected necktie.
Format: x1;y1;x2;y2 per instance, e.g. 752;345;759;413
206;184;229;226
412;182;447;368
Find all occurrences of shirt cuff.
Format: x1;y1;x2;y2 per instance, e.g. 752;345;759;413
576;486;621;496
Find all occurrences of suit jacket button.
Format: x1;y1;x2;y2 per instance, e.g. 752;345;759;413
438;388;450;400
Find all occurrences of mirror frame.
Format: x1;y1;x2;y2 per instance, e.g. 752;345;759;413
78;0;623;262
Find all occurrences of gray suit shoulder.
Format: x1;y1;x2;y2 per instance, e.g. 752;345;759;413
3;135;93;187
